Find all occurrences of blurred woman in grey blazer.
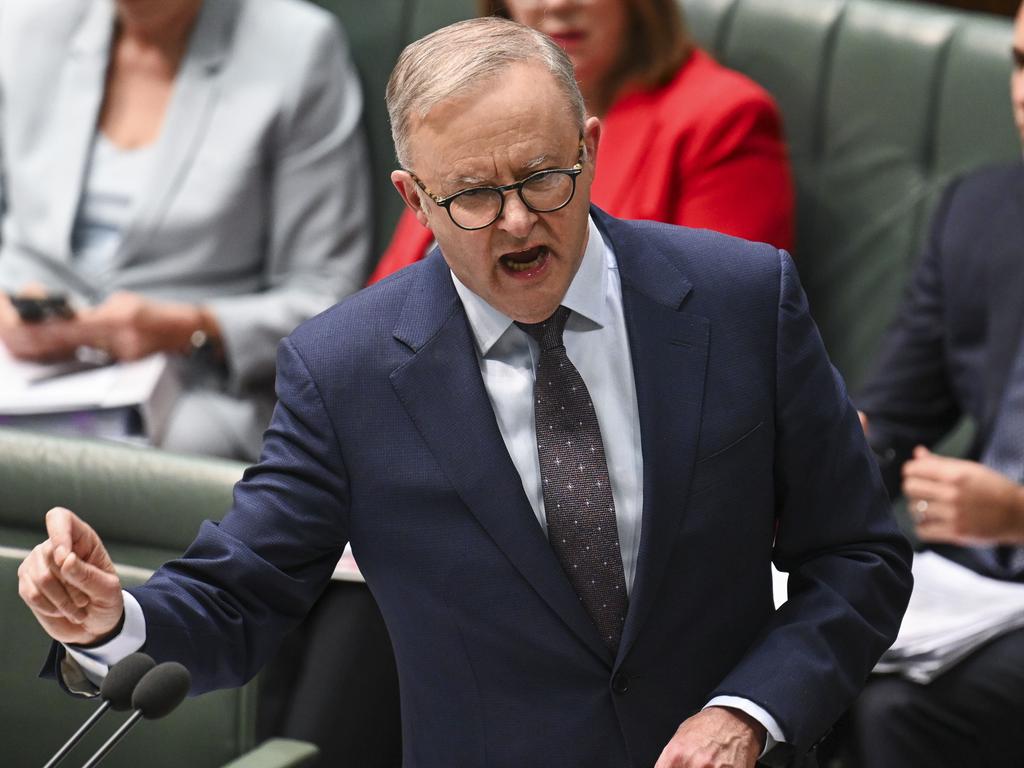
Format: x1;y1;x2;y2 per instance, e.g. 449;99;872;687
0;0;372;460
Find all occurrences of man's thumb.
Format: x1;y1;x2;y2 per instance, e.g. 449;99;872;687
62;552;118;598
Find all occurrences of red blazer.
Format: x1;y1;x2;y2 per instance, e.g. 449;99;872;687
369;49;794;284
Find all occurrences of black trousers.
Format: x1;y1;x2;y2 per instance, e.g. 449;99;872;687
257;581;403;768
843;627;1024;768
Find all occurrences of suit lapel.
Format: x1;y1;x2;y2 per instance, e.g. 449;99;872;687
389;253;613;665
46;2;114;260
981;169;1024;435
115;0;236;266
592;212;710;663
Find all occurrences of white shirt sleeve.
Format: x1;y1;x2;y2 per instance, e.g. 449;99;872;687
704;695;786;757
64;591;147;688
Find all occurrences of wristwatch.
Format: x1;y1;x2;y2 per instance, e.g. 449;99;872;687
189;328;215;357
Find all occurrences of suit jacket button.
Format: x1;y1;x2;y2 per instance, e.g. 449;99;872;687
611;672;630;695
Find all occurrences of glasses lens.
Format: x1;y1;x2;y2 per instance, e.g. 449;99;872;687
521;171;575;212
449;188;504;229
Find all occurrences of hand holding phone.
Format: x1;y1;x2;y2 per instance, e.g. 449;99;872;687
8;294;75;323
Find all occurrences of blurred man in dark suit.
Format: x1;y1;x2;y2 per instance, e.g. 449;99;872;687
849;5;1024;765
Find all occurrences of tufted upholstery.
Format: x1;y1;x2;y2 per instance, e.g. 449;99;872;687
684;0;1019;388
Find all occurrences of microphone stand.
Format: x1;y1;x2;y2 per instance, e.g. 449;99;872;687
41;701;110;768
78;711;144;768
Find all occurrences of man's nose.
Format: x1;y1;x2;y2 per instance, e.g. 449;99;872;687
496;192;538;238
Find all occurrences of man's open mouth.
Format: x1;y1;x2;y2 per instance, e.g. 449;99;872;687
500;246;548;273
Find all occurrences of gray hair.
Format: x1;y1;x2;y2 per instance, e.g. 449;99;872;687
386;17;586;168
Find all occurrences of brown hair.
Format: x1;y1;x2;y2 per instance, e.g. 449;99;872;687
478;0;693;105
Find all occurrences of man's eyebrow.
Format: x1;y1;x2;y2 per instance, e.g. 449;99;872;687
444;153;559;190
448;173;490;187
1012;46;1024;68
522;153;553;171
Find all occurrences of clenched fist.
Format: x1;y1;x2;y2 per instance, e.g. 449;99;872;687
17;508;124;646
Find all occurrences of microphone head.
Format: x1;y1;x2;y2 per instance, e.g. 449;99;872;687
100;653;156;711
131;662;191;720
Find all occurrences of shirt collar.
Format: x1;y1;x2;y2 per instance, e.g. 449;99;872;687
451;215;611;357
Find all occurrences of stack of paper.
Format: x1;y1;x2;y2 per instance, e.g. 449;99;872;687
0;346;180;443
874;550;1024;683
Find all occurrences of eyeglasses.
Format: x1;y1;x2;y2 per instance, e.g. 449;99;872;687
406;138;585;231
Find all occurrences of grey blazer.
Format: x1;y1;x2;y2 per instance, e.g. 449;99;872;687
0;0;371;390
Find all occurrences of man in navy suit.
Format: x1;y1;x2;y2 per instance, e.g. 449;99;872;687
17;17;911;768
844;6;1024;765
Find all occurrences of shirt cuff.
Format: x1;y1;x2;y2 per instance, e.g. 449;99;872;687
64;591;147;688
704;696;786;758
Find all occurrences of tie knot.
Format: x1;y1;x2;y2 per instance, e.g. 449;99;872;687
516;306;570;351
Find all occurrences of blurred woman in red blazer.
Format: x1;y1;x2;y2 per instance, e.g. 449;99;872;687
369;0;795;284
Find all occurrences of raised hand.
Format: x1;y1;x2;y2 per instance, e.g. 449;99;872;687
17;508;125;646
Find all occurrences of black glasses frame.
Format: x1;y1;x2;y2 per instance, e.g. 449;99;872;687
405;138;585;231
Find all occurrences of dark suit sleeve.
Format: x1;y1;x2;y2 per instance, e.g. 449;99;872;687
126;338;351;694
710;252;913;750
857;181;964;495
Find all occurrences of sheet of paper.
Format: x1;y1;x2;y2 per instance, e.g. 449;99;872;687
875;550;1024;682
0;345;170;414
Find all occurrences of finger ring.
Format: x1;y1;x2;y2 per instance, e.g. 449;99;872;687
914;499;929;522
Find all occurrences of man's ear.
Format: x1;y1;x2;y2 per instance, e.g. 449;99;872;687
391;171;432;229
583;116;601;171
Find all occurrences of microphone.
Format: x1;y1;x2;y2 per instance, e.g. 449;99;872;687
78;661;191;768
42;652;156;768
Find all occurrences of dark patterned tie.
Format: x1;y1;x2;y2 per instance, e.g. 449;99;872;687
517;306;629;650
978;333;1024;578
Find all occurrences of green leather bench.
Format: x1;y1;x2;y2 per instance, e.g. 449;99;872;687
324;0;1019;390
0;427;318;768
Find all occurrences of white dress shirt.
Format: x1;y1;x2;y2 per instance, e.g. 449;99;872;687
70;215;783;753
451;216;644;593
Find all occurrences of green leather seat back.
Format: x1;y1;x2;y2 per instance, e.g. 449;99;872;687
683;0;740;53
312;0;478;262
0;428;243;562
315;0;411;261
716;0;846;163
0;428;257;768
681;0;1019;388
406;0;477;40
934;17;1019;177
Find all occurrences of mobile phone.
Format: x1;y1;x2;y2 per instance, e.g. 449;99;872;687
8;294;75;323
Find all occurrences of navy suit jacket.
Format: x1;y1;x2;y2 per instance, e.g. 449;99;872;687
128;209;911;767
859;164;1024;580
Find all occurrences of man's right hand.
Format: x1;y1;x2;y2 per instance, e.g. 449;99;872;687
17;508;124;646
